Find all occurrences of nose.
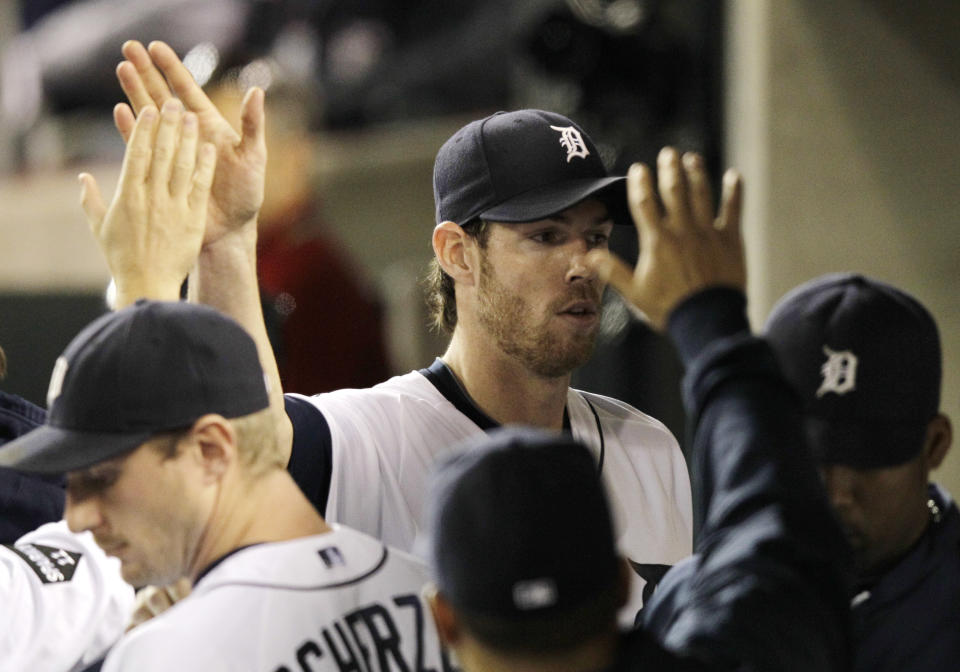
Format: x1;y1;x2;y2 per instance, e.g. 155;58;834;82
64;494;104;534
820;464;856;509
565;240;597;284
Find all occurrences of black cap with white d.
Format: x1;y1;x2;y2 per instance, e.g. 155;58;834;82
433;109;627;226
764;273;941;469
0;300;270;474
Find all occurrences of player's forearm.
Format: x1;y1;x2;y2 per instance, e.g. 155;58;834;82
664;287;851;670
192;223;293;461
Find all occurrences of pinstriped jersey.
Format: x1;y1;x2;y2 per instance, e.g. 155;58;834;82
286;362;693;624
101;526;454;672
1;521;134;672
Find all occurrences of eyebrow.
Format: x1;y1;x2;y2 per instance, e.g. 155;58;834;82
67;462;123;499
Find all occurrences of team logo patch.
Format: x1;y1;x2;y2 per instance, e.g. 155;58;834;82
817;345;858;398
318;546;345;568
512;578;557;610
6;543;82;584
550;125;590;162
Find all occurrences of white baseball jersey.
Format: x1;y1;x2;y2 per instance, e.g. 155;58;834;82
286;360;693;623
102;525;453;672
1;520;135;672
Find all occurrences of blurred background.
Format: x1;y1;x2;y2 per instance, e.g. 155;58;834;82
0;0;957;493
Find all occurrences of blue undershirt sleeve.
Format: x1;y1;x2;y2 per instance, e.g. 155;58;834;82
284;395;334;517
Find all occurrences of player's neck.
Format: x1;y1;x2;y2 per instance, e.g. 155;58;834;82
189;469;330;581
458;632;618;672
442;331;570;430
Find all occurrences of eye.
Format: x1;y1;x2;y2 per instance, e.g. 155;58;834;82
530;229;564;244
587;231;610;248
67;468;120;500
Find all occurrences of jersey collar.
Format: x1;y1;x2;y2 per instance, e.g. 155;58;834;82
419;358;571;432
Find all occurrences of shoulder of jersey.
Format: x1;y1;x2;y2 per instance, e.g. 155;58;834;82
572;389;676;436
194;526;402;594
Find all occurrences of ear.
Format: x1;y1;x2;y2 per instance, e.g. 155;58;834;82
187;414;237;484
923;413;952;472
424;583;461;647
432;221;479;288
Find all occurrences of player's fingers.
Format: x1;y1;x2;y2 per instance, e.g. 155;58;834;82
587;248;637;299
147;41;217;115
115;61;155;116
78;173;106;234
716;169;743;238
188;142;218;213
121;40;174;110
170;111;199;197
657;147;693;233
113;103;136;144
151;99;184;188
683;152;713;230
120;106;159;188
165;577;192;602
626;162;662;243
146;586;176;615
238;86;266;158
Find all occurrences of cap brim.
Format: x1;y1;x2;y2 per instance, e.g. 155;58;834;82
0;424;152;474
478;176;628;224
804;416;926;469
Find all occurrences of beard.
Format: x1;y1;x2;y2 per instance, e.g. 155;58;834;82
475;254;601;378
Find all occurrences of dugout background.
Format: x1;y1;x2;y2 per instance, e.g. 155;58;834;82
0;0;958;495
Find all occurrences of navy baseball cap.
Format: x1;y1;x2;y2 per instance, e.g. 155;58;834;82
0;300;270;474
425;426;619;619
764;273;940;469
433;109;627;226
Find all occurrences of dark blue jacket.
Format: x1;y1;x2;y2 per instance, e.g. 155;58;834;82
632;288;852;671
851;483;959;671
0;389;64;543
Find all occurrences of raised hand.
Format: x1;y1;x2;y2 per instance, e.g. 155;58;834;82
114;40;266;245
80;99;216;307
589;148;745;330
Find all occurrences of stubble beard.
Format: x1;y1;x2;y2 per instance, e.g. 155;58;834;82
475;254;600;378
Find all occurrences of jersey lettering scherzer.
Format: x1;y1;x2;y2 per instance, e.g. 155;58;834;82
286;362;693;624
102;525;454;672
1;520;134;672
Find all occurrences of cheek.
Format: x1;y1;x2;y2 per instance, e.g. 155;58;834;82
856;479;918;536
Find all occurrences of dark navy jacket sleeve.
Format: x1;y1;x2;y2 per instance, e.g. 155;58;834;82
284;395;333;517
642;288;852;671
0;390;64;544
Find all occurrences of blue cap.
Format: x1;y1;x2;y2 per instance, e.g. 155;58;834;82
425;426;618;618
433;109;627;226
764;273;940;468
0;301;270;474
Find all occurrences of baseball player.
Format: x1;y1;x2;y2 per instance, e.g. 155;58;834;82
0;300;454;671
764;273;959;671
422;149;851;671
108;40;692;623
0;102;451;671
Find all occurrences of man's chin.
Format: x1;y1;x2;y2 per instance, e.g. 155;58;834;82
121;563;167;589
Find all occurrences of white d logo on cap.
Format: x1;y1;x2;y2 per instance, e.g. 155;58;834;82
47;356;69;407
817;345;858;398
550;125;590;163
